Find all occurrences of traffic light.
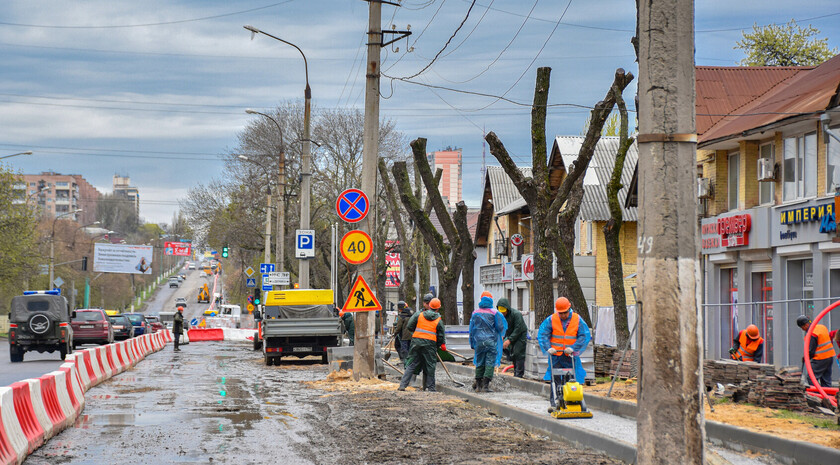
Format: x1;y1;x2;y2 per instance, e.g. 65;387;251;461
254;289;261;306
221;246;229;258
81;256;88;271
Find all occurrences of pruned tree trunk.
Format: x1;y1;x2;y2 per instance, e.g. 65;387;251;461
453;202;476;322
485;67;633;325
414;163;432;302
379;159;416;304
604;84;634;348
393;138;465;325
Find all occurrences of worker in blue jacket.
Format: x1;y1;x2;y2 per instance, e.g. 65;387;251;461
469;294;507;392
537;297;591;406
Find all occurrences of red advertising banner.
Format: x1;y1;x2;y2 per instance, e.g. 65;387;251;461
164;241;192;256
385;240;401;288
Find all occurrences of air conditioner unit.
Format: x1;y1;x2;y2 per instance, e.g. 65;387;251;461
757;158;775;181
494;238;508;256
697;177;713;199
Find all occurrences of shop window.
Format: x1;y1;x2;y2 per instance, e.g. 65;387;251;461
728;152;739;210
786;259;814;365
783;133;817;201
759;143;774;205
751;271;773;364
720;268;739;354
827;126;840;194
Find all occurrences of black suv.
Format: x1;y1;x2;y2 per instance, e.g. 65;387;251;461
9;290;75;362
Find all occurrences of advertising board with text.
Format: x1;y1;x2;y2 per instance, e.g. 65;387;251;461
164;241;192;256
93;243;154;274
384;240;400;288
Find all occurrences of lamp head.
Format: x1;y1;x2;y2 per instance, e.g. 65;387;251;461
245;109;258;115
244;25;259;40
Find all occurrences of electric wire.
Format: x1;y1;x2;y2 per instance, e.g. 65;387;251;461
383;0;448;72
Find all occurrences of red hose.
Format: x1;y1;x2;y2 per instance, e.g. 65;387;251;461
501;364;514;373
803;300;839;407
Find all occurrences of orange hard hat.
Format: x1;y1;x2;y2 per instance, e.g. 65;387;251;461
177;306;184;311
429;298;441;309
746;324;760;340
480;291;493;299
555;297;571;312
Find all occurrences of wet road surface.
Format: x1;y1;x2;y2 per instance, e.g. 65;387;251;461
25;341;622;465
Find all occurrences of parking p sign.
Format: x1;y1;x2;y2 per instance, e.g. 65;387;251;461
296;229;315;259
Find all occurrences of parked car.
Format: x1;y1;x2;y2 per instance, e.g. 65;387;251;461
123;313;149;336
168;277;180;288
188;263;196;270
144;315;165;333
8;290;74;362
109;314;135;340
70;308;113;348
174;297;188;308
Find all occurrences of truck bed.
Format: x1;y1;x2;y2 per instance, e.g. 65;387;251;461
262;318;342;337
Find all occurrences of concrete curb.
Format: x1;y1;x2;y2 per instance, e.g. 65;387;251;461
443;362;840;465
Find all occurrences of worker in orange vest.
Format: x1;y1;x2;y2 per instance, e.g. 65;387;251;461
796;315;836;387
537;297;591;407
398;298;446;392
729;324;764;362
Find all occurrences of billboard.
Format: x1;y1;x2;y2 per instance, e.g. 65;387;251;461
384;240;401;288
164;241;192;256
93;243;154;274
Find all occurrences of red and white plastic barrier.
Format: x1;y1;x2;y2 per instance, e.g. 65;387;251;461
0;386;27;465
187;328;225;341
97;347;113;380
49;372;75;432
9;381;44;456
24;379;53;441
58;364;85;417
37;374;68;437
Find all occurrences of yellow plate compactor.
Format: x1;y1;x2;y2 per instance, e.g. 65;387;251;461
548;366;593;419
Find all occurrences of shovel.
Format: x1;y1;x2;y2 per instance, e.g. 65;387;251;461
437;352;466;387
383;358;404;375
446;349;473;362
383;332;398;361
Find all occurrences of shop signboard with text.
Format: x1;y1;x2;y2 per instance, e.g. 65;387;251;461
701;208;769;255
771;198;836;247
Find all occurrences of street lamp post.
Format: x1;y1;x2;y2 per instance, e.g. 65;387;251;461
238;155;272;264
0;151;33;160
50;209;83;288
245;109;286;275
244;25;312;289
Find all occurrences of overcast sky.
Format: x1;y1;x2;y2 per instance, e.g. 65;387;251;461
1;1;838;224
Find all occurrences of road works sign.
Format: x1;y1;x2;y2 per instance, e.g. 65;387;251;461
342;275;382;312
340;230;373;265
336;188;369;223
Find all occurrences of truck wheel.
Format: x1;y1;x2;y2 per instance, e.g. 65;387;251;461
322;353;329;364
10;347;23;363
265;355;272;366
253;334;261;351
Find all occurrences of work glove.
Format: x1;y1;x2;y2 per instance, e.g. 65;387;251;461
440;344;447;351
728;347;737;355
563;347;574;356
503;340;511;349
547;348;558;355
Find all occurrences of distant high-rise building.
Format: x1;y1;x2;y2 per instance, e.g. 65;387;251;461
112;174;140;217
13;172;101;224
427;148;463;208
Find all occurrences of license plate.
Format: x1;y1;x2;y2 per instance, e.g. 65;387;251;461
292;347;310;352
80;325;95;329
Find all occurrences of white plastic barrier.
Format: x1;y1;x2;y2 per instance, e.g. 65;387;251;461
86;349;105;386
59;363;85;416
25;379;53;441
98;347;113;380
221;328;256;341
109;344;123;374
50;371;76;430
0;386;27;465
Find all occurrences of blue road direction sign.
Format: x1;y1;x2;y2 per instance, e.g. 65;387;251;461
296;229;315;258
246;278;256;288
190;318;199;326
259;263;275;274
262;282;272;291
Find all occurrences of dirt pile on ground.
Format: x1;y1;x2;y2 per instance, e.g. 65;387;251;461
587;379;638;401
303;386;623;465
305;369;398;392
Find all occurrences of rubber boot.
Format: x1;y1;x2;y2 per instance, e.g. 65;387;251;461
473;378;481;391
483;377;493;393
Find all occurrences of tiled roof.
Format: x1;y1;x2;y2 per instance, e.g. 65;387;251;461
695;66;809;137
701;54;840;144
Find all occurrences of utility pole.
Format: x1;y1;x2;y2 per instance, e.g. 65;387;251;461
278;151;285;277
299;79;312;289
354;0;383;380
636;1;703;464
264;191;272;264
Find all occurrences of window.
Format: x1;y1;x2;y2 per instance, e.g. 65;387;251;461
783;133;817;200
759;143;774;205
728;152;739;210
827;126;840;194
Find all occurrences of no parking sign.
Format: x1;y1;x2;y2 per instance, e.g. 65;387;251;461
336;189;369;223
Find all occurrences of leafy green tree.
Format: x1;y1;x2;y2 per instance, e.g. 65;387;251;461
0;165;41;313
735;20;837;66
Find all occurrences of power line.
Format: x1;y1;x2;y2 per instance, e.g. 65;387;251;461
0;1;297;29
383;0;449;73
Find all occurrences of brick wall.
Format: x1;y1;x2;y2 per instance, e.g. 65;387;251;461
593;221;638;306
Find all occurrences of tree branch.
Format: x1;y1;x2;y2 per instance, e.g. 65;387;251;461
485;132;536;204
411;138;460;249
392;161;450;272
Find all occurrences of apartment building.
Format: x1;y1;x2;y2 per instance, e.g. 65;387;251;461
13;172;101;224
696;55;840;371
427;148;462;208
112;174;140;217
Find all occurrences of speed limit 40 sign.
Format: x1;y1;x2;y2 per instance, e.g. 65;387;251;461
340;230;373;265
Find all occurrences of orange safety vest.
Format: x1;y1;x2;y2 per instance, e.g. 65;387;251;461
412;314;440;342
812;324;837;361
732;330;763;362
550;312;580;352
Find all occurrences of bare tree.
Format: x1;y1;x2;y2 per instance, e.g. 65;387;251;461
485;67;634;324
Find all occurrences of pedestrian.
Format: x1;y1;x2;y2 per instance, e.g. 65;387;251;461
393;301;412;361
398;298;446;392
796;315;835;387
729;324;764;362
497;297;527;378
422;293;434;311
469;294;507;392
339;310;355;346
173;305;185;352
537;297;591;407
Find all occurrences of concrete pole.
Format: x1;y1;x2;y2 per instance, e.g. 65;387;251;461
353;0;381;380
264;190;272;265
277;151;285;276
636;0;704;463
299;90;312;289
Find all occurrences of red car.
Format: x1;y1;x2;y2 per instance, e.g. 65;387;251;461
144;315;165;333
70;309;114;348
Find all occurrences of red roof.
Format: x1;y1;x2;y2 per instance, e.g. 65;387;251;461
701;54;840;144
696;65;810;137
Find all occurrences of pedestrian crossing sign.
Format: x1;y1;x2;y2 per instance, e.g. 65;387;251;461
342;275;382;312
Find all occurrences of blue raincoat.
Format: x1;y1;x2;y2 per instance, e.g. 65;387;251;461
469;307;508;367
537;310;591;383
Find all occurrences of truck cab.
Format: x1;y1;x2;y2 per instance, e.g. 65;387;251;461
218;304;241;328
257;289;342;366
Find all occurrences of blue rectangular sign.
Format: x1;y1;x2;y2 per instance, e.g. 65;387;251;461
245;278;256;288
260;263;275;273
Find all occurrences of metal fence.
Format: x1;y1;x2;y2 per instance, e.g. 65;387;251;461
702;297;838;368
